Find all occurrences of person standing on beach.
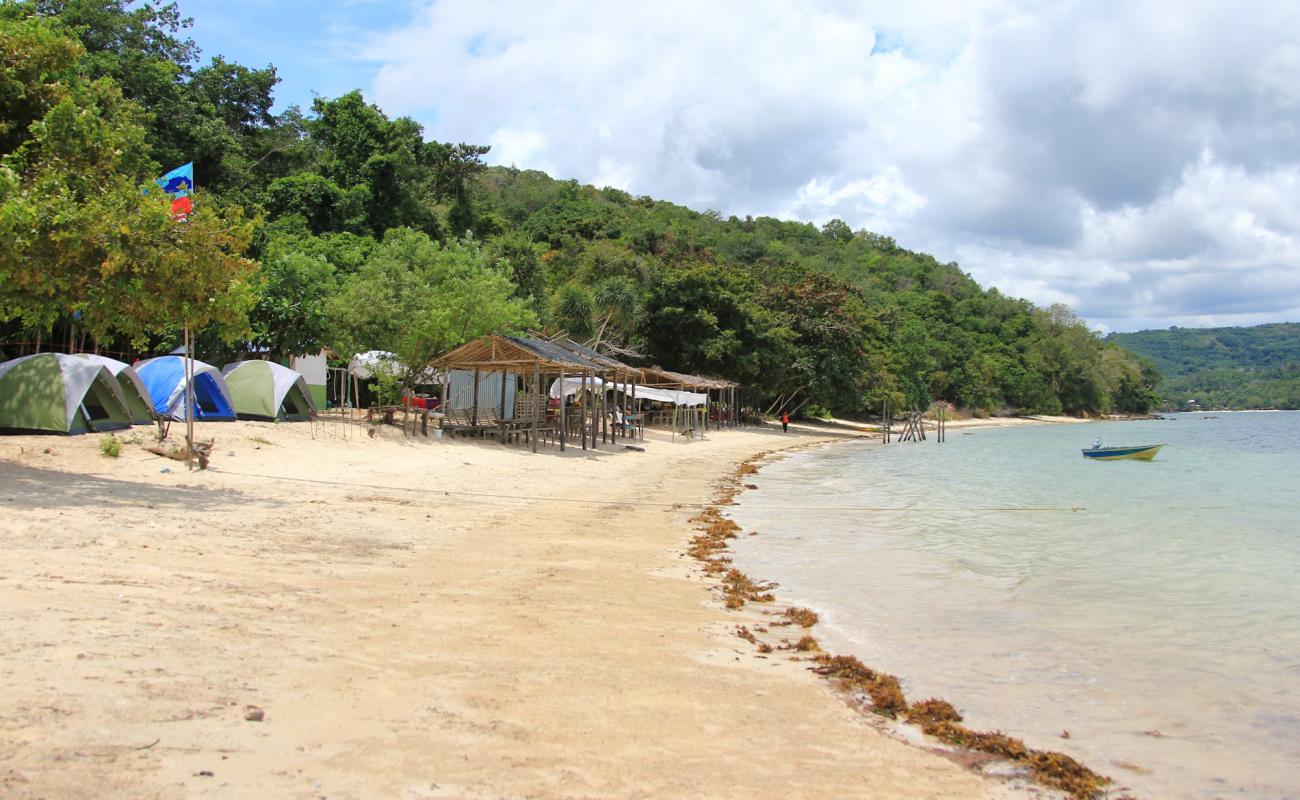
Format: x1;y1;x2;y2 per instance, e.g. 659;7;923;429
781;411;789;432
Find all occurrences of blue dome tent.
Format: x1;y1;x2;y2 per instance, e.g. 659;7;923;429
134;356;236;421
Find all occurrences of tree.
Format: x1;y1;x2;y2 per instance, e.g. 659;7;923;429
248;250;336;359
327;228;535;395
0;15;257;346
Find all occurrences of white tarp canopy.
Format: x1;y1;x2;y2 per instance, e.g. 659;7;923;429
547;377;707;407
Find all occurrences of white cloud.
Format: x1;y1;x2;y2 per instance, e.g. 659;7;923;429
353;0;1300;331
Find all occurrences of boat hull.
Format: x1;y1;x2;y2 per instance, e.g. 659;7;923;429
1081;444;1163;461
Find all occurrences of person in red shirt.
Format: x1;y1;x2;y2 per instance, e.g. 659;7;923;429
781;411;789;432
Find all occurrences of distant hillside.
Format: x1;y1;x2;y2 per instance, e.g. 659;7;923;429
1109;323;1300;409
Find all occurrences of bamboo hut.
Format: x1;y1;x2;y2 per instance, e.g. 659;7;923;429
432;335;604;452
547;338;645;443
638;367;743;432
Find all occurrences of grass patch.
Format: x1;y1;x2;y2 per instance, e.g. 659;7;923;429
98;435;122;458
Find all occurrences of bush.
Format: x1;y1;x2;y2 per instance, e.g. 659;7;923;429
99;435;122;458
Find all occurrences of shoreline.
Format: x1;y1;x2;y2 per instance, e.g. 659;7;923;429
705;418;1110;799
1;418;1011;799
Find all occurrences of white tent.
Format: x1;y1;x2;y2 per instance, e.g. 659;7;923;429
348;351;439;384
547;377;706;407
347;350;399;380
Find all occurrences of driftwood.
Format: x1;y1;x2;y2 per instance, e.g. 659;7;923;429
144;440;214;470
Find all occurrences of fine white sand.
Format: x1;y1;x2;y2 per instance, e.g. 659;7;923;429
1;418;1018;799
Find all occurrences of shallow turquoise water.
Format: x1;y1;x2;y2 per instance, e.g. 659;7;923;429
728;412;1300;799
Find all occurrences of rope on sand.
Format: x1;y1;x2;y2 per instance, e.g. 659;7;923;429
217;468;1089;512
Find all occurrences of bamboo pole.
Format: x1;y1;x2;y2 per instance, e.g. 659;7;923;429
531;363;540;454
471;368;480;428
558;366;566;452
183;327;194;470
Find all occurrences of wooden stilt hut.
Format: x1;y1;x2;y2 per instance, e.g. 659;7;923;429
431;335;601;453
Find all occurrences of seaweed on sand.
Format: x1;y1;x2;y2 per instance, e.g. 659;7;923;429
811;654;909;718
782;606;819;628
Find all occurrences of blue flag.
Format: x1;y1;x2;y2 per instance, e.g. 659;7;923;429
157;162;193;196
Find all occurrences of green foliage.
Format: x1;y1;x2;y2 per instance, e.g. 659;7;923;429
326;228;536;392
1111;323;1300;409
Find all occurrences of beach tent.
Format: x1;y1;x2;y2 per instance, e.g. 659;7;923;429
73;354;154;425
134;355;236;421
221;360;314;421
0;353;133;434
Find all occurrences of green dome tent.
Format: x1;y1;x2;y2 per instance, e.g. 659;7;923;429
73;354;154;425
221;360;314;421
0;353;133;434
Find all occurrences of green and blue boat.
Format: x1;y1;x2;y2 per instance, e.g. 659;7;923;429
1081;442;1164;461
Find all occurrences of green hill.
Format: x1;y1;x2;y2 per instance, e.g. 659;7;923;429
0;2;1162;417
1109;324;1300;409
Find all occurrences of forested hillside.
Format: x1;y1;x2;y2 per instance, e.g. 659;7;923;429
0;1;1161;416
1110;324;1300;409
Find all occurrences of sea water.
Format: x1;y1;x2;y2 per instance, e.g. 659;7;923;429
727;412;1300;799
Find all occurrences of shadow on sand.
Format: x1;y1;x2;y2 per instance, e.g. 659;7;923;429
0;459;285;512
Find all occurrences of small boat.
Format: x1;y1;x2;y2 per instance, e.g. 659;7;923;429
1081;443;1164;461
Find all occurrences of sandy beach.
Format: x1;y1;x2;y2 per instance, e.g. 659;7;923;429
0;417;1039;799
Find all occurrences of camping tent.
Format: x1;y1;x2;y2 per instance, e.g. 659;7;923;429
222;360;314;421
134;356;236;421
0;353;133;434
73;354;153;425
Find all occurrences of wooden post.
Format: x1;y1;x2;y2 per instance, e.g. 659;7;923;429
471;368;480;428
499;368;508;425
631;378;638;440
440;375;448;417
558;366;566;452
531;363;540;453
183;327;194;470
580;373;588;451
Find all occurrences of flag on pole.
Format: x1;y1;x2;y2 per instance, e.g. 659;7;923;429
157;162;194;220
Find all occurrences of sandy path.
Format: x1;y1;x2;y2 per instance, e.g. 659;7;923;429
0;419;1001;799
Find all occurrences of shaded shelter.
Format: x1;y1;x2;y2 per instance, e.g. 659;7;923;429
547;338;646;443
432;335;602;452
638;366;743;432
0;353;133;434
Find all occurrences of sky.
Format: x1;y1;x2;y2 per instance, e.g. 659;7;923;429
178;0;1300;333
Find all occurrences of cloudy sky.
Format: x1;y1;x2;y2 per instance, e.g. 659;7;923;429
182;0;1300;332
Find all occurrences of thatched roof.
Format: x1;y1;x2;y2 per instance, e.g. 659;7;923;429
639;366;740;389
433;334;601;372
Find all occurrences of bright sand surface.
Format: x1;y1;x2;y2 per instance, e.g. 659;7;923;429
0;418;1026;799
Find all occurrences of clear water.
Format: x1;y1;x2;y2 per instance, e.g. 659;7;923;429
727;413;1300;799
